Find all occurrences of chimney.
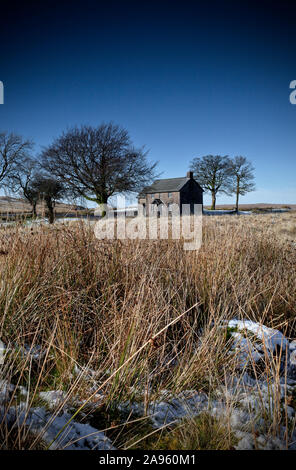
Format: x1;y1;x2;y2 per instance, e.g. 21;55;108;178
186;171;193;179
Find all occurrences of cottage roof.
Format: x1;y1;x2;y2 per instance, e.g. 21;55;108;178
139;177;189;196
138;175;204;198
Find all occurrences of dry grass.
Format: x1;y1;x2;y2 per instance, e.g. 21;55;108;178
147;413;237;450
0;212;295;449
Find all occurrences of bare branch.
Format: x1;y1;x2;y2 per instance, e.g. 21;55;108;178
41;123;158;206
189;155;232;210
0;132;33;186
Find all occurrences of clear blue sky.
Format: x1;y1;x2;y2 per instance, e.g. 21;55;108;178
0;0;295;206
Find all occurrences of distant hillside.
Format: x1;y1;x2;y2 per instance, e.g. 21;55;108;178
1;197;295;215
0;196;87;215
204;203;296;210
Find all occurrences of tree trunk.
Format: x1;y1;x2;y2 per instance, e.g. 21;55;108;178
45;197;55;224
211;192;216;210
235;176;240;213
96;193;108;217
235;190;239;213
48;206;54;224
32;201;37;218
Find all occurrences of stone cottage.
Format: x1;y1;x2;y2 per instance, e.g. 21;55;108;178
138;171;203;215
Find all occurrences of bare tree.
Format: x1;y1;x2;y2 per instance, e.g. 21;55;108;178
40;123;158;210
189;155;232;210
0;132;33;189
31;175;66;223
8;157;39;217
228;156;255;212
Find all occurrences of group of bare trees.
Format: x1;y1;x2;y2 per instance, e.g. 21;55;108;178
0;133;67;222
190;155;255;211
0;123;158;222
0;124;255;222
40;124;157;207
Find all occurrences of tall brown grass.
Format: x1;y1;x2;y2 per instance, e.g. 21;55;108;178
0;213;295;449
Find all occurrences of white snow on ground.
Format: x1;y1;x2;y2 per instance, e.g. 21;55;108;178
203;210;239;215
0;217;96;228
0;342;48;362
228;319;290;356
203;209;290;216
203;209;253;216
0;376;113;450
19;343;47;360
119;381;296;449
228;320;296;380
1;319;296;450
1;405;115;450
230;332;263;368
39;390;68;409
119;320;296;449
118;390;209;428
0;380;15;404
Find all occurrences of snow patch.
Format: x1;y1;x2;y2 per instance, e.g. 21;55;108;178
1;404;115;450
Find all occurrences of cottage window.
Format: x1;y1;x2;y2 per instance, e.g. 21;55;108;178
168;192;172;198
